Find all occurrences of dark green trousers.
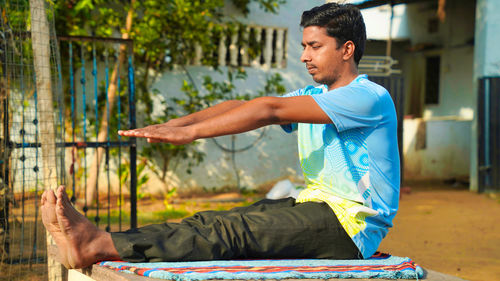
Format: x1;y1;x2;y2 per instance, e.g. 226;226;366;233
111;197;361;262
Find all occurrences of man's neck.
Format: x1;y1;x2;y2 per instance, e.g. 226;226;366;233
327;67;359;91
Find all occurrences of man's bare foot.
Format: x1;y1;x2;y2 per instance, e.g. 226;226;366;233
54;186;121;268
40;187;70;268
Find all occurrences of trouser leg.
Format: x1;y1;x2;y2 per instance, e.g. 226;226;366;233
111;198;360;262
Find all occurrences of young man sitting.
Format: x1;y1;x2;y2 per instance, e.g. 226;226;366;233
41;2;400;269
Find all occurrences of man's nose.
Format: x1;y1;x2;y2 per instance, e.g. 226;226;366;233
300;49;311;63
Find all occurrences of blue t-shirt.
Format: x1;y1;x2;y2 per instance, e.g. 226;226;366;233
281;74;400;258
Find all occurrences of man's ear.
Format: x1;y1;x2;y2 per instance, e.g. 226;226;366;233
342;41;356;62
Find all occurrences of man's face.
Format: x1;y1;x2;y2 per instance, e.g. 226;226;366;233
301;26;344;87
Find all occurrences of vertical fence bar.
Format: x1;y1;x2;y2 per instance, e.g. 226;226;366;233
92;43;100;227
127;47;137;229
55;36;66;187
104;49;111;232
20;35;26;263
484;78;491;188
116;56;122;231
31;85;40;265
81;44;89;216
69;42;76;202
116;51;123;231
491;78;500;191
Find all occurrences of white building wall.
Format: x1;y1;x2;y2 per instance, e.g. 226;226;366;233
358;0;476;181
403;118;471;180
143;1;325;194
361;5;410;40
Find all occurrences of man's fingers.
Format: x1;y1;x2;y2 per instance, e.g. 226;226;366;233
147;138;164;143
118;129;138;136
118;124;164;137
118;129;148;137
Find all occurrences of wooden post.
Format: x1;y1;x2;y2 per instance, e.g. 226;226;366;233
29;0;66;280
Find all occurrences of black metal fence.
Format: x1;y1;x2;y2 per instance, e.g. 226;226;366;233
57;36;138;230
477;77;500;192
0;33;137;278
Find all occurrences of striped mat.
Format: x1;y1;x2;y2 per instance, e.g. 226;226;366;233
99;253;424;280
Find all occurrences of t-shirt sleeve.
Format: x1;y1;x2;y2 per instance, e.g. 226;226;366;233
312;86;382;132
279;88;304;133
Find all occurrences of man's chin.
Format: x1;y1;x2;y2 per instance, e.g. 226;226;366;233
312;77;328;85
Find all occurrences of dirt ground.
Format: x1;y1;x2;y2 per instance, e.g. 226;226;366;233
141;182;500;281
164;182;500;281
378;183;500;281
3;182;499;281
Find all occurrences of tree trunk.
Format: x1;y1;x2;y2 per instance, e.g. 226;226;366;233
86;0;135;203
29;0;66;279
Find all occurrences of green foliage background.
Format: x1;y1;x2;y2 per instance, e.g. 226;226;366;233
53;0;287;192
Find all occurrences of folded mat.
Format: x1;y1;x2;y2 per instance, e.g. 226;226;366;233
99;252;424;280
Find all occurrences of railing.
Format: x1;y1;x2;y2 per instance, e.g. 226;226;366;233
57;35;138;230
191;25;288;68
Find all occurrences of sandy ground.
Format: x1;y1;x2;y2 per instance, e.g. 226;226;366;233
166;183;500;281
378;184;500;281
4;183;498;281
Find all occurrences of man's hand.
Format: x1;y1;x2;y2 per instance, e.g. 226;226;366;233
118;123;195;145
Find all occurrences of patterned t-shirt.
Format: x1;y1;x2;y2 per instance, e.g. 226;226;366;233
281;74;400;258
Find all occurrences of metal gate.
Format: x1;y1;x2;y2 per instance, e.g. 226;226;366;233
0;33;137;278
477;77;500;192
57;36;138;230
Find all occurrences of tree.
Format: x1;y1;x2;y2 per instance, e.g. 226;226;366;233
53;0;286;202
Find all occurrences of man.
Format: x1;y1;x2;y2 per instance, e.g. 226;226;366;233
41;2;400;269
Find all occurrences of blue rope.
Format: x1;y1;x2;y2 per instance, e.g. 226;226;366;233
128;55;136;129
92;43;99;140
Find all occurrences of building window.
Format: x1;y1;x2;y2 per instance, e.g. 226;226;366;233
191;25;288;69
427;17;439;34
425;56;440;105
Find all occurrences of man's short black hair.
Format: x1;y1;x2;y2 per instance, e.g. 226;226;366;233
300;3;366;65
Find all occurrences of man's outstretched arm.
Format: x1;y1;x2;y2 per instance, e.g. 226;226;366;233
118;95;330;144
166;100;246;127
